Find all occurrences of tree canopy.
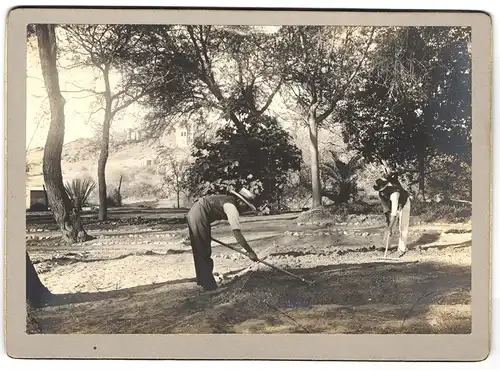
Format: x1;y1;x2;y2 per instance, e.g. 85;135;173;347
338;26;471;199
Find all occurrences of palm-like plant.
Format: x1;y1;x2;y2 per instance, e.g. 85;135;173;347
64;178;97;211
322;151;364;204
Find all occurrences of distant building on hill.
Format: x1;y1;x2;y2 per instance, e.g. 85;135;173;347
158;124;195;149
126;128;142;142
121;122;195;149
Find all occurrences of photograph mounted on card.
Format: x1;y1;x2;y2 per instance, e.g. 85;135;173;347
4;7;491;361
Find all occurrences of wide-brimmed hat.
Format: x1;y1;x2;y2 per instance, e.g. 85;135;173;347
373;178;389;191
385;171;399;182
230;188;257;212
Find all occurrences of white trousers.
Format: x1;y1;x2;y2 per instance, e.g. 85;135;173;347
397;198;411;252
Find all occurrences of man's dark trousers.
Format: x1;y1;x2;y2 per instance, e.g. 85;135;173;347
186;201;217;290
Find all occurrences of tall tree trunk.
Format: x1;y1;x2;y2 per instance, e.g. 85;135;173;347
417;111;431;201
98;67;113;221
308;113;322;208
177;186;180;209
418;148;426;201
36;24;89;243
176;175;181;208
26;252;51;308
97;116;111;220
26;252;50;333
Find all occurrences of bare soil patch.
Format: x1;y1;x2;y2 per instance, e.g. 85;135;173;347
27;210;471;334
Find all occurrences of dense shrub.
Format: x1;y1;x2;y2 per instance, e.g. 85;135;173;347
321;151;364;204
184;115;302;205
107;189;123;207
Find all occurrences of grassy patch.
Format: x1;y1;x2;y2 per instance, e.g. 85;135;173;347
296;199;471;225
410;200;471;223
325;201;381;216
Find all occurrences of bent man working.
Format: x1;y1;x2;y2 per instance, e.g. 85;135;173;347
186;188;259;291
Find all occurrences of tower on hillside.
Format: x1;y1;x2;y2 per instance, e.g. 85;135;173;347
159;122;195;149
126;128;142;142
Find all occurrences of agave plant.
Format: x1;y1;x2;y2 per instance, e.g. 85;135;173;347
64;178;97;211
322;151;364;204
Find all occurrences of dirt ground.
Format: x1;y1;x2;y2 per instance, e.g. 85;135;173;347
27;210;472;334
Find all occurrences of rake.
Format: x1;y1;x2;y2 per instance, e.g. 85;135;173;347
376;230;400;261
211;237;315;285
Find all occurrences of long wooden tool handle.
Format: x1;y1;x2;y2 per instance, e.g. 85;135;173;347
211;237;250;256
384;231;391;258
258;257;315;285
211;237;314;285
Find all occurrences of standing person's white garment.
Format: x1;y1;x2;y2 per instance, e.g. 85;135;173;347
389;192;411;252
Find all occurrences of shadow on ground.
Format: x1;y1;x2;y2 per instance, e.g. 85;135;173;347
409;233;441;247
31;259;471;335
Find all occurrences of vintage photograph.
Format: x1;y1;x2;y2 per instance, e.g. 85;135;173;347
25;23;472;335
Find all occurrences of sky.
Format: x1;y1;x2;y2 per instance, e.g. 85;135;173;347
25;25;324;152
26;34;145;150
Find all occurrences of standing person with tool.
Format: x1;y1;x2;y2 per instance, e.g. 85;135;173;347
186;188;260;291
373;171;411;257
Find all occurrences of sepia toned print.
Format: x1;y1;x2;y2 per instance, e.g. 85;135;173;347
24;22;473;335
5;7;491;360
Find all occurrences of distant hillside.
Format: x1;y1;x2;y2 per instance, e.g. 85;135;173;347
26;137;191;207
26;125;380;210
